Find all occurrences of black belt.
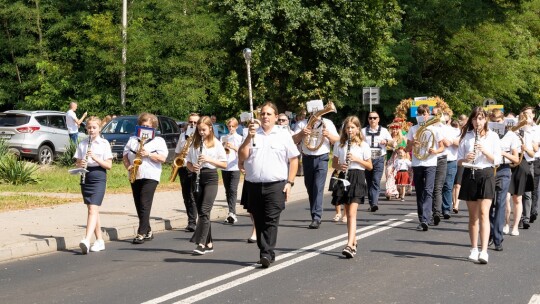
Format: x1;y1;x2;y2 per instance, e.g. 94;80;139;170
499;164;511;169
398;170;408;172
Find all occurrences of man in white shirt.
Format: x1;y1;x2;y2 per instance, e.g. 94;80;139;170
361;111;393;212
66;102;87;143
293;109;339;229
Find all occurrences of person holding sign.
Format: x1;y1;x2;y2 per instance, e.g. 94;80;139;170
123;113;168;244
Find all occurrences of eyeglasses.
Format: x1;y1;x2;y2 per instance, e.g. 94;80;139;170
368;117;378;120
277;119;288;122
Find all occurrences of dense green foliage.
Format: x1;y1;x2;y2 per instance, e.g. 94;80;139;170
0;0;538;121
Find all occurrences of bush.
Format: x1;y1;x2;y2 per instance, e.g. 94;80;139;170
0;154;39;185
55;141;77;167
0;139;9;159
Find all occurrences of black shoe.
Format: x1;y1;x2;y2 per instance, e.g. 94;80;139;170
530;214;537;223
193;245;206;255
452;208;459;214
259;257;271;268
416;223;428;231
443;213;451;220
185;225;196;232
144;231;154;241
523;220;530;229
370;205;379;212
308;220;321;229
518;220;524;229
132;234;145;244
494;245;503;251
247;237;257;243
433;214;441;226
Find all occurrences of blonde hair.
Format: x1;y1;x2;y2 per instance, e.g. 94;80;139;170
226;117;238;127
339;116;364;147
85;116;102;127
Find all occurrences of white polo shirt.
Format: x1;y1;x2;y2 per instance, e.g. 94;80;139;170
75;136;113;167
443;125;461;161
66;110;78;134
123;136;169;182
522;128;536;162
244;125;300;183
332;140;371;170
499;131;521;165
361;126;392;157
186;137;227;170
222;133;242;171
457;129;502;168
294;118;338;156
407;124;442;167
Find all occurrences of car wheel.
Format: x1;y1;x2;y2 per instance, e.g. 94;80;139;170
37;145;54;165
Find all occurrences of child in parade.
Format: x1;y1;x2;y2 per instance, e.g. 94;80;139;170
77;116;113;254
393;148;411;202
331;116;373;258
187;116;227;255
221;118;243;224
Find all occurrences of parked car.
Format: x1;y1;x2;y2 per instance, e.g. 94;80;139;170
0;110;87;165
101;115;180;162
214;122;229;139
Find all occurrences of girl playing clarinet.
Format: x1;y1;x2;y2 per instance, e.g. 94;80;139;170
76;116;113;254
331;116;372;259
187;116;227;255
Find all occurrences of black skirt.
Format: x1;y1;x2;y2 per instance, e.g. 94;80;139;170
509;160;534;195
454;165;465;185
458;167;495;201
240;180;252;212
331;169;367;205
80;166;107;206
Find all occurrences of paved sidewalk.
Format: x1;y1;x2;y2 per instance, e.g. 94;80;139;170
0;174;318;263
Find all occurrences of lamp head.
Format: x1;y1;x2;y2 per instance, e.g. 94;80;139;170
243;48;252;63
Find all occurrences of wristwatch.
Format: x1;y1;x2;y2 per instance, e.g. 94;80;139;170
286;180;295;187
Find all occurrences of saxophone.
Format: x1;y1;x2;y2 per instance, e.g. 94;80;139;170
303;101;337;151
129;134;147;183
169;133;194;182
413;112;441;160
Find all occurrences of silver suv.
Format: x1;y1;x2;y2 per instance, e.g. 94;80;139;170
0;110;85;165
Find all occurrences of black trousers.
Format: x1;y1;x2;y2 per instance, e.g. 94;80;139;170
190;169;218;246
248;180;286;261
222;170;240;214
179;167;197;226
130;179;159;235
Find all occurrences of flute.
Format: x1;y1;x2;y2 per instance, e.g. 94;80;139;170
81;137;92;185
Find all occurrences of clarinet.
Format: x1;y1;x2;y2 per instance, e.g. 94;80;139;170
81;137;92;185
471;127;479;180
194;143;203;193
343;135;352;191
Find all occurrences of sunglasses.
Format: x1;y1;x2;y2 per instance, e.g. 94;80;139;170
277;119;288;122
368;117;379;120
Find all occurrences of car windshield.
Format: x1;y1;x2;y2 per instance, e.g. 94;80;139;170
101;117;137;134
0;114;30;127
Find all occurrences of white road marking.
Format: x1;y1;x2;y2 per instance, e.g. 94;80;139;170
142;218;403;304
529;294;540;304
174;219;411;304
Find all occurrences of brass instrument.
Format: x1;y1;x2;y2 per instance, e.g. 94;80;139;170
412;112;442;160
81;137;92;185
509;116;528;168
129;134;148;183
303;101;337;151
169;133;194;182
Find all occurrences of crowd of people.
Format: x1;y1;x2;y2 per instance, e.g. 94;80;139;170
72;101;540;266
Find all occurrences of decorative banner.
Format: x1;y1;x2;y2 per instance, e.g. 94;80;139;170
484;104;504;112
136;126;155;140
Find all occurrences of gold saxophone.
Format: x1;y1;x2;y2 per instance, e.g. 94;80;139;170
169;133;194;182
129;135;147;183
413;112;442;160
303;101;337;151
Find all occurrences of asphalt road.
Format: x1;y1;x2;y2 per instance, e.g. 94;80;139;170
1;194;539;304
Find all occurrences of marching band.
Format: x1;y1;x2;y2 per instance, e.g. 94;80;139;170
73;99;540;266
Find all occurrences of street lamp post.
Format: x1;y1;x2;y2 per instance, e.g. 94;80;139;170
120;0;127;107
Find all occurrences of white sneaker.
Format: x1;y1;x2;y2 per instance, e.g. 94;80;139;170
79;239;90;254
90;239;105;252
478;251;489;264
226;212;238;224
510;230;519;236
503;225;509;235
468;248;479;261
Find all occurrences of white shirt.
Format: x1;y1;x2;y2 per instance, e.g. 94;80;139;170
522;127;536;162
394;158;412;171
443;125;462;161
244;125;300;183
361;126;392;157
75;136;113;167
123;136;169;182
332;140;371;170
222;133;242;171
187;137;227;170
533;125;540;158
499;131;521;165
294;118;338;156
66;110;78;134
457;129;502;168
407;124;442;167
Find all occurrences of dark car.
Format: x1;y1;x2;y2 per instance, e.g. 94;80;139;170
101;115;180;162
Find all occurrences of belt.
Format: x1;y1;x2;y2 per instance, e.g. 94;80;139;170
398;170;408;172
249;180;285;186
498;164;511;169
